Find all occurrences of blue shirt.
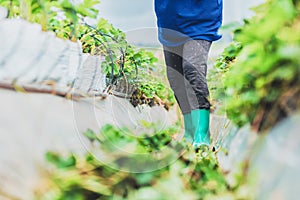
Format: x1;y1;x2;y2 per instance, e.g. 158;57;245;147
154;0;223;46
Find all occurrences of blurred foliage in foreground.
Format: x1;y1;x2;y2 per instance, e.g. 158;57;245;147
209;0;300;131
0;0;175;109
38;125;253;200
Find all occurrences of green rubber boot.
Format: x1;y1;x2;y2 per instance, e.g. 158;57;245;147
191;109;211;148
183;113;194;143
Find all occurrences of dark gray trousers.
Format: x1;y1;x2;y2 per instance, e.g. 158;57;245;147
163;40;211;114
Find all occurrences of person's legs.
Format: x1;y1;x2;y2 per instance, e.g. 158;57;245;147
182;40;212;147
163;46;194;142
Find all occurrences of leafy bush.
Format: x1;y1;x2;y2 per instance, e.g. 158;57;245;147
40;125;253;200
210;0;300;131
0;0;175;109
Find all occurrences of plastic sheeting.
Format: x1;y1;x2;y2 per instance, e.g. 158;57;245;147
249;113;300;200
0;18;106;95
0;89;178;199
215;113;300;200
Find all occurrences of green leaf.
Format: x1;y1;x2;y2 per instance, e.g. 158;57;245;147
45;152;76;169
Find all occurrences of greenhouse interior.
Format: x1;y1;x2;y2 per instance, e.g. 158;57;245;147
0;0;299;199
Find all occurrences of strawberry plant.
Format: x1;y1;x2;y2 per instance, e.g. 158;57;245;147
39;125;253;200
209;0;300;131
0;0;175;109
